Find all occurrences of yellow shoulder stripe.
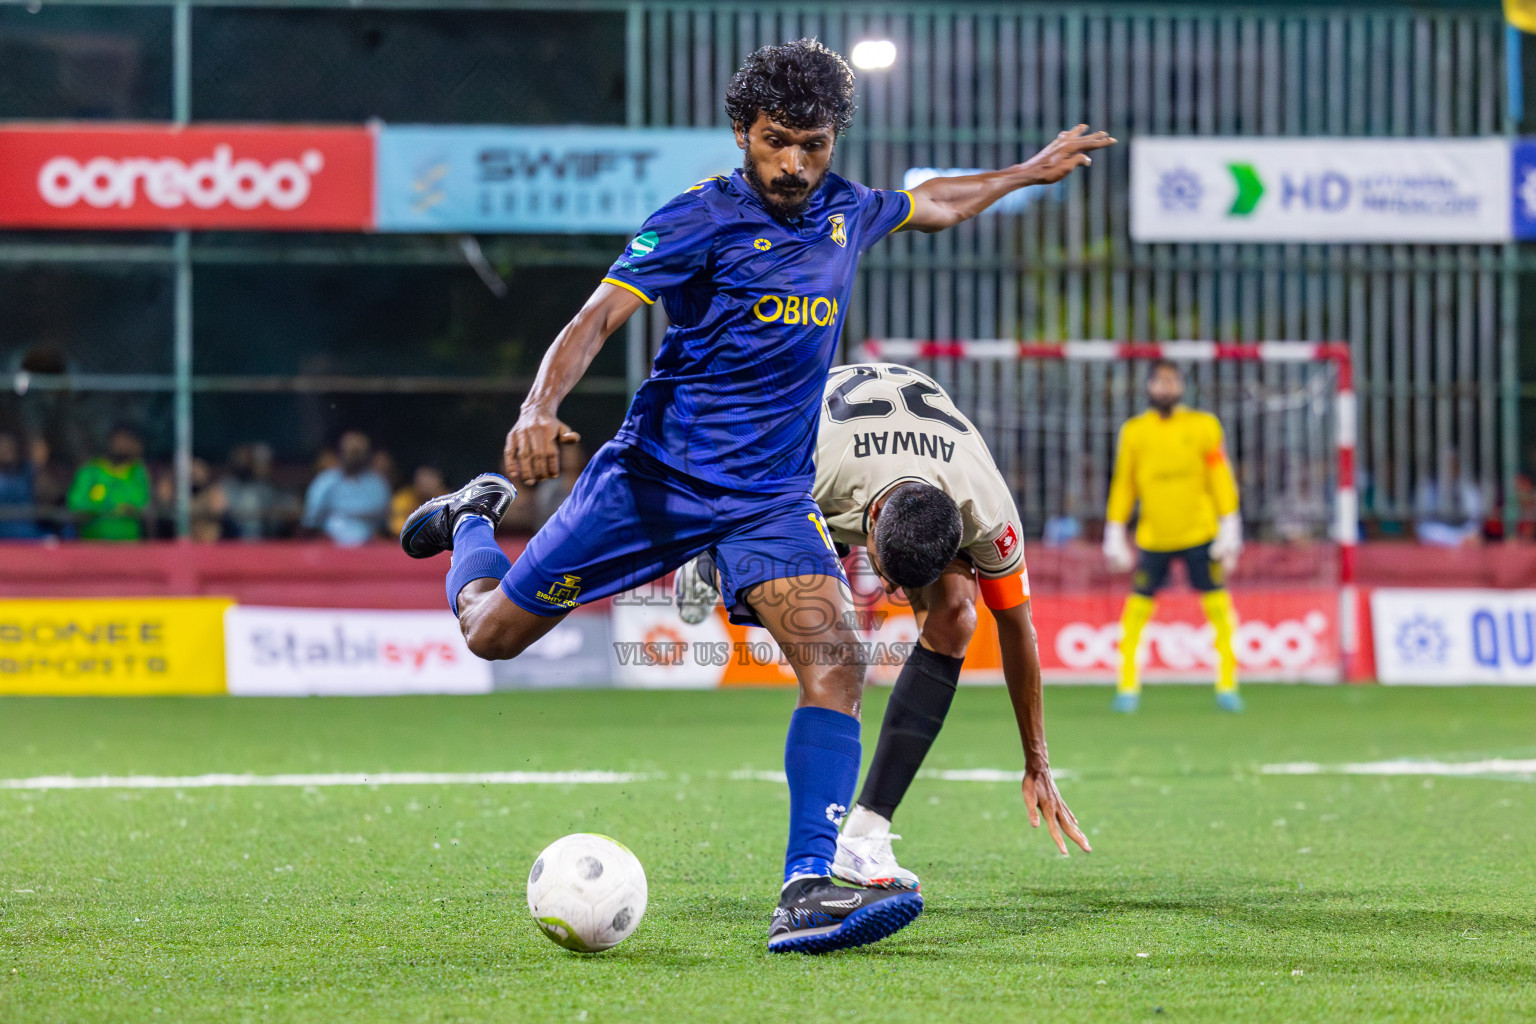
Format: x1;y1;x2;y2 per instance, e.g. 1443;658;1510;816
686;175;724;192
601;277;655;305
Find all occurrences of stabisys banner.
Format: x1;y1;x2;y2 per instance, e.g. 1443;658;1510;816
1372;588;1536;684
224;606;491;696
1132;137;1511;243
0;124;374;230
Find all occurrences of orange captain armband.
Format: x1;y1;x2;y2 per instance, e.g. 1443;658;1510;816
978;570;1030;611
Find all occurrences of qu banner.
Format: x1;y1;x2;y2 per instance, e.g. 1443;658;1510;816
0;598;231;695
374;125;741;233
1372;588;1536;684
1132;136;1511;243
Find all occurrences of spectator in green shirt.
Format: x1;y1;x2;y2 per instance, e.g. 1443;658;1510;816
67;425;151;541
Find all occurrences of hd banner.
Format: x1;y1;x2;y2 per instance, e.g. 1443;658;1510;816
0;598;230;695
1132;137;1511;243
1372;588;1536;685
0;125;374;230
374;126;741;233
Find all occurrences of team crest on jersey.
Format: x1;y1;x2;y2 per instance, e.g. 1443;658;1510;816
828;213;847;247
753;238;772;251
536;574;583;608
993;523;1020;562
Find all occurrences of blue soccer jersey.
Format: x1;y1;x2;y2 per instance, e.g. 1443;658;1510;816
602;169;913;491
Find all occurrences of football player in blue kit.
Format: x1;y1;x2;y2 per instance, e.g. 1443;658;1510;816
402;39;1113;954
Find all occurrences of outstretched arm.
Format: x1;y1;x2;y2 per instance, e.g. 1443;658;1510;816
902;124;1116;233
505;282;644;485
993;599;1091;855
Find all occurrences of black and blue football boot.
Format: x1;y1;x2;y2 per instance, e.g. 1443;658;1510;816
398;473;517;559
767;875;923;954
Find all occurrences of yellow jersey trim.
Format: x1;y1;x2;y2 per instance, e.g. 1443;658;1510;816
686;175;724;192
601;277;655;305
892;189;916;233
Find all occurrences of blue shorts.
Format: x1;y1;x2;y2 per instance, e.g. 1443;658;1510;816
501;442;847;625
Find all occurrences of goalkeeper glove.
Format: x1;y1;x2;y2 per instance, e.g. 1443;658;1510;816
1102;521;1135;572
1210;513;1243;574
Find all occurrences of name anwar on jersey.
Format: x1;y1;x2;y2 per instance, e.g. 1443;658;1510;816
851;430;956;463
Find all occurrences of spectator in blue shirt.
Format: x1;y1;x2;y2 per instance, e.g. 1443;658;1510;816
301;430;391;546
0;431;40;539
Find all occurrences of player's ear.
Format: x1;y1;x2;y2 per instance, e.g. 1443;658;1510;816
733;124;748;151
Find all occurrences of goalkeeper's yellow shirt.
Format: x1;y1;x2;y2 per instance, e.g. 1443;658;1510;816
1106;405;1239;552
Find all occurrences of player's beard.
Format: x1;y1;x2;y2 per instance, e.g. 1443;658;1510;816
1149;392;1181;414
743;158;827;222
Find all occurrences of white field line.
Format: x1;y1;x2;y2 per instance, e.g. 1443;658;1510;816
0;771;653;791
1261;758;1536;779
0;767;1063;792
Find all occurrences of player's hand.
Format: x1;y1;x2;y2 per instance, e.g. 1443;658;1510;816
1021;125;1117;185
1023;765;1090;855
1210;513;1243;575
1102;521;1135;573
504;409;580;485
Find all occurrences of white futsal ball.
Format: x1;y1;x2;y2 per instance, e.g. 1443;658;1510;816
526;833;648;952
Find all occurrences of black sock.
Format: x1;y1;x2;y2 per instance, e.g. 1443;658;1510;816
695;550;717;588
857;644;965;820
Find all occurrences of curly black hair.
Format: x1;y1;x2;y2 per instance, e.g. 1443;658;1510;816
874;483;963;591
724;39;857;136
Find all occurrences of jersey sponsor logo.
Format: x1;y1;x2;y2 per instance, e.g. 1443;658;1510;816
828;212;847;247
535;574;584;608
752;293;839;326
753;237;772;251
627;230;658;257
851;430;955;463
993;523;1020;562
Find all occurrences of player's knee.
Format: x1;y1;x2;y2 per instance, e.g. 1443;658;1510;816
922;598;977;660
799;637;868;709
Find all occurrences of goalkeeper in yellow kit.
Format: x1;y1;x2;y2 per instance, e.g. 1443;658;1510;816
1102;359;1244;713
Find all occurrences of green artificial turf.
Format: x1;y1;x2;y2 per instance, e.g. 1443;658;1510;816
1;685;1534;1023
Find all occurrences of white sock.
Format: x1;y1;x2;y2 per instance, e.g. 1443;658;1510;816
841;805;892;839
453;513;491;538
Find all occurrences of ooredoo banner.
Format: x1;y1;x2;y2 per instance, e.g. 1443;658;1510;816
0;124;374;230
608;586;1340;686
1029;590;1340;683
1372;588;1536;684
224;606;491;696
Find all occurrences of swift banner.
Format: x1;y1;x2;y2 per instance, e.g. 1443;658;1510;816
374;125;741;233
1132;137;1511;243
1371;588;1536;684
0;598;230;695
0;124;374;230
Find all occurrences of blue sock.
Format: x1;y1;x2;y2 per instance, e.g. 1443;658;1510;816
444;516;511;614
782;705;862;883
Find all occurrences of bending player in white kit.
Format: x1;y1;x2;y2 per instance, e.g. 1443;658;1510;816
676;362;1090;887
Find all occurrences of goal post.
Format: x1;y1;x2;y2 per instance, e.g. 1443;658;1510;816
855;339;1359;674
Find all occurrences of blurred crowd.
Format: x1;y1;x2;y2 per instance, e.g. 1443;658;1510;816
0;424;587;546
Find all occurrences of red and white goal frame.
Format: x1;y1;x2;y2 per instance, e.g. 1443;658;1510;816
857;338;1359;667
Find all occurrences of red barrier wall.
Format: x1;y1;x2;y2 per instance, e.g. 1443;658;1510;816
0;539;1528;609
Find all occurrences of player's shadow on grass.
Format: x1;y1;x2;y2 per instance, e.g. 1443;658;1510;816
934;886;1536;946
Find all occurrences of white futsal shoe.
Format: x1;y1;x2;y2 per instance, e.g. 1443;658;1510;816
833;807;921;891
674;552;721;625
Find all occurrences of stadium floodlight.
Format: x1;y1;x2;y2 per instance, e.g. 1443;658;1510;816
850;40;897;70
